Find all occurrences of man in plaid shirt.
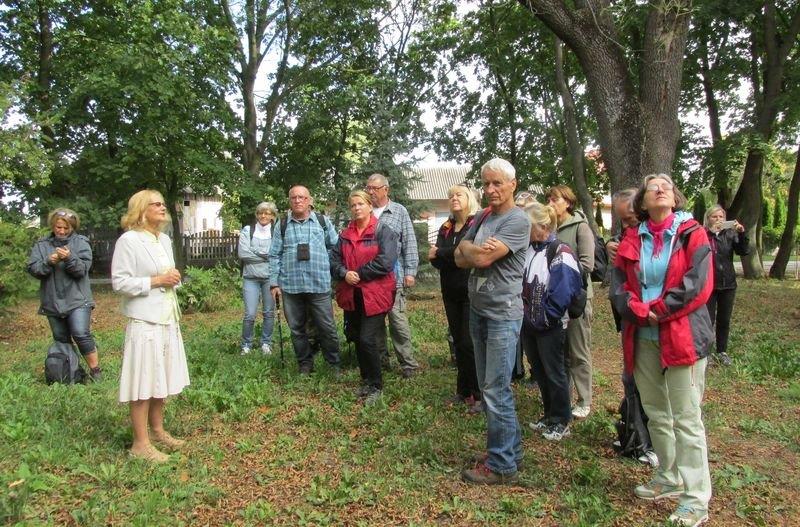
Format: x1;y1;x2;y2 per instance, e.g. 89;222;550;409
366;174;420;378
270;185;341;374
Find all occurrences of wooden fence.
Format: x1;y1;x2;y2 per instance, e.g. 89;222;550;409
87;230;239;276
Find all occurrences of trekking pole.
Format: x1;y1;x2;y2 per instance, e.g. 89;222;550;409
276;294;285;364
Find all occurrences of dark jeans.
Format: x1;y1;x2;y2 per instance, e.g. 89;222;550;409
443;296;480;399
707;288;736;355
346;291;387;390
281;292;340;367
521;324;571;426
47;305;96;355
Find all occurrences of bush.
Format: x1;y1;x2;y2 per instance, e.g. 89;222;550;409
0;222;41;316
177;264;242;313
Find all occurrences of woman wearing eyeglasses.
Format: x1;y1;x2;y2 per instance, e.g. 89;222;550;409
27;208;103;381
610;174;713;527
111;190;190;463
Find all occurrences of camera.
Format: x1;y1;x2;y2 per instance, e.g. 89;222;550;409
296;243;310;261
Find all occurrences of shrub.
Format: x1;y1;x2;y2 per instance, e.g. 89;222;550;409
0;222;41;316
177;264;241;313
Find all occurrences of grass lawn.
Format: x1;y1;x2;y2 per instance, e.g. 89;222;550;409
1;279;798;526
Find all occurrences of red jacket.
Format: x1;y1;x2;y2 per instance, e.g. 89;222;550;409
330;215;398;317
610;219;714;374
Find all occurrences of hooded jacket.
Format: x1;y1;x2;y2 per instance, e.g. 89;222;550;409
27;232;95;317
556;209;595;299
610;215;714;374
330;215;398;317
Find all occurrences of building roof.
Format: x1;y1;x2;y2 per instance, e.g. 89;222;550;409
404;165;474;200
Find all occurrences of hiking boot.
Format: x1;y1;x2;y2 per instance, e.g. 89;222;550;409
240;346;251;356
363;389;382;406
542;423;571;441
469;452;524;472
462;462;518;485
298;362;313;375
89;367;103;382
261;343;272;356
717;352;732;366
634;479;684;501
400;368;417;379
151;431;186;451
571;405;590;418
356;385;372;398
668;505;709;526
529;417;548;431
467;399;484;415
129;444;169;463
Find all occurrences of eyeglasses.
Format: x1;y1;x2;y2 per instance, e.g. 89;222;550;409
365;185;387;192
289;196;309;201
55;211;76;219
149;201;166;207
646;183;674;193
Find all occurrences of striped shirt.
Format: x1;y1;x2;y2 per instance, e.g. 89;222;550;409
269;212;338;294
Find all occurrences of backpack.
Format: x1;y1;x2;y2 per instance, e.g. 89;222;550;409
591;232;608;282
44;341;86;385
545;241;588;319
613;374;658;466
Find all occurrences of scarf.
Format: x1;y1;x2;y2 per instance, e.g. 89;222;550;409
646;212;675;257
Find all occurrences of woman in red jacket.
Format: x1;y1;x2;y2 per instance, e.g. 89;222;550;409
610;174;714;527
331;190;399;405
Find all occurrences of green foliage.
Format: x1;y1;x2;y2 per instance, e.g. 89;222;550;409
177;265;241;314
0;222;40;316
737;333;800;381
692;193;707;224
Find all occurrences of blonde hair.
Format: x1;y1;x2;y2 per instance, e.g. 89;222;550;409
524;202;557;231
120;189;170;231
704;204;726;228
448;184;479;215
48;208;80;231
349;190;372;208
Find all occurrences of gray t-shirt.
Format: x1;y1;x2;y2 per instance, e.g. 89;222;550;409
465;206;531;320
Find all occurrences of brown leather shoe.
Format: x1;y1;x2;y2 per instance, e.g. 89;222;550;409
129;444;169;463
462;462;518;485
151;431;186;451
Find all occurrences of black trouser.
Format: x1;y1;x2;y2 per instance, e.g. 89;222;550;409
346;290;387;390
707;288;736;355
521;324;571;426
443;296;481;400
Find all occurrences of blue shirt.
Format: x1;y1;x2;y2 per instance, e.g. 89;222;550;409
269;212;338;294
375;200;418;288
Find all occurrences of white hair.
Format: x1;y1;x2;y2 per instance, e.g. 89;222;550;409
480;158;516;181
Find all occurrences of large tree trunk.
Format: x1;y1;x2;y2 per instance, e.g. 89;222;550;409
519;0;691;195
770;143;800;279
36;0;55;146
553;37;598;234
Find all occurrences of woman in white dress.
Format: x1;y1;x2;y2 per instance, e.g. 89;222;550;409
111;190;190;462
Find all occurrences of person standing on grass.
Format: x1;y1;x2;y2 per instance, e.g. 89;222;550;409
112;190;190;463
704;205;748;366
269;185;341;375
238;201;278;356
610;174;713;527
456;158;530;485
429;184;482;414
27;208;103;382
330;190;398;405
546;185;595;419
366;173;421;378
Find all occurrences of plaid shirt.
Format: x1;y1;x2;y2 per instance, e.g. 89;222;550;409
269;212;338;294
375;200;418;287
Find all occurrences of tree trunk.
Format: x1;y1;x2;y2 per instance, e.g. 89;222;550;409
770;143;800;279
733;153;766;278
36;0;55;146
161;163;185;270
553;37;597;234
698;32;731;208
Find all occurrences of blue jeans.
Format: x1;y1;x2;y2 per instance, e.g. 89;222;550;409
282;292;340;366
241;278;275;348
469;309;523;474
47;305;96;355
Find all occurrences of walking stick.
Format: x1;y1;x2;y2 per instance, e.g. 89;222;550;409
275;294;285;363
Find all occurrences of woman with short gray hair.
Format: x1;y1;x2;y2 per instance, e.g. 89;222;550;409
239;201;278;355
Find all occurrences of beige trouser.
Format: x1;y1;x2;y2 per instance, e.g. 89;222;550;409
566;300;593;407
634;338;712;511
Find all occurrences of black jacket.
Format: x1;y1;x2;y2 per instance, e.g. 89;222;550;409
431;215;475;302
706;228;749;290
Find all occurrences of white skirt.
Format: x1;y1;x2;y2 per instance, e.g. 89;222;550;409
119;319;190;403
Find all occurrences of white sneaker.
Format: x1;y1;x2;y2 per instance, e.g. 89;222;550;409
240;346;251;356
261;343;272;356
571;405;590;419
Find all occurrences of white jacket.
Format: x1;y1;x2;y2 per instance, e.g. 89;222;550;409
111;230;178;323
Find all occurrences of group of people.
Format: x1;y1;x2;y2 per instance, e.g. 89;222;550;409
27;159;749;527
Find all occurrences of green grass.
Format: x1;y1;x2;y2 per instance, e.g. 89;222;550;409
1;279;799;525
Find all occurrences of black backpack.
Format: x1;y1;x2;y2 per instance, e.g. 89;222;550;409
545;241;588;319
591;232;608;282
613;374;657;465
45;341;86;385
